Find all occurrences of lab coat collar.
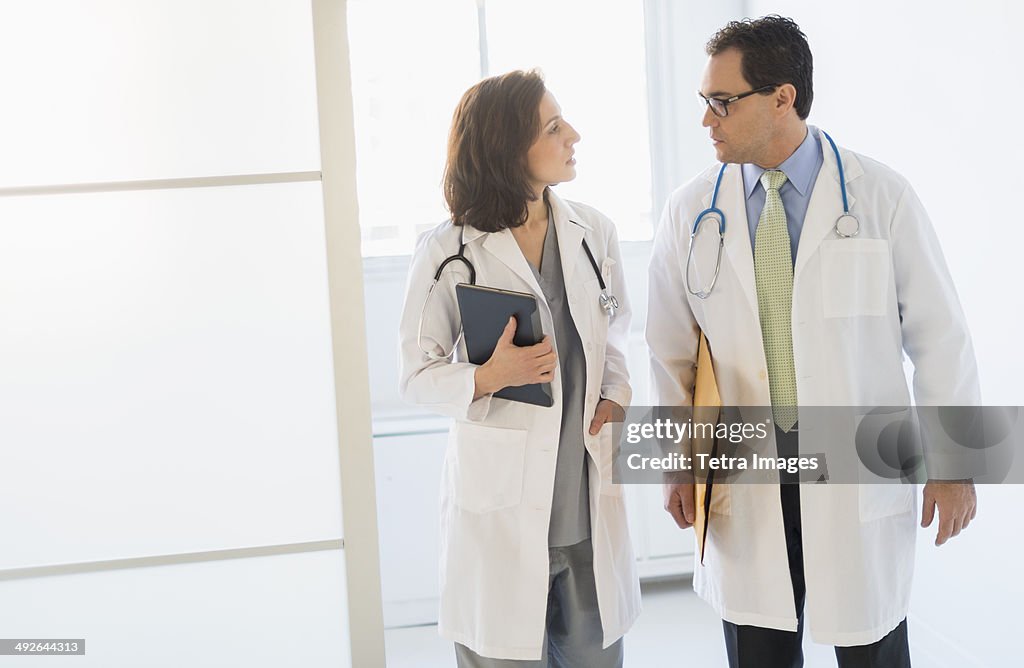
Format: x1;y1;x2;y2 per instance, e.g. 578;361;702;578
457;188;592;245
547;189;594;231
547;189;591;285
742;126;821;199
459;188;591;296
698;126;864;188
699;126;866;313
459;224;487;245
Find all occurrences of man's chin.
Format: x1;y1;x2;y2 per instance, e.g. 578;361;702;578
715;148;745;165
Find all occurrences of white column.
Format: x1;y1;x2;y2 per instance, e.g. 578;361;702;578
311;1;386;665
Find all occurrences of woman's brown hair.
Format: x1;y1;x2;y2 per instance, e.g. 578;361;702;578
443;70;546;232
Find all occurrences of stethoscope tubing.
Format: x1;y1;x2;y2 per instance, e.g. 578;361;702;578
418;226;617;360
685;130;858;299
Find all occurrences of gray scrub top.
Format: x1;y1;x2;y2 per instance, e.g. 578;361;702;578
529;215;591;548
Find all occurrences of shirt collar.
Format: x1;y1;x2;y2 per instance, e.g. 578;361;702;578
742;127;820;199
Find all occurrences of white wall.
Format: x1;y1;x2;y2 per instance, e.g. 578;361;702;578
746;0;1023;404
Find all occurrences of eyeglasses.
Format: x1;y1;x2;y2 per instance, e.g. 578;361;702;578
698;84;779;118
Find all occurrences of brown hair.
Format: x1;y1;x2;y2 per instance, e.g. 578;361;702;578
443;70;546;232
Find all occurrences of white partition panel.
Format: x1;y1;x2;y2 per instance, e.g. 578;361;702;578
0;0;320;187
0;549;350;667
0;182;343;568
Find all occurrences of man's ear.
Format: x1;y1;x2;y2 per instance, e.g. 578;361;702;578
775;83;798;116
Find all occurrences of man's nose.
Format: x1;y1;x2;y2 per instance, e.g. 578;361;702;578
701;105;718;128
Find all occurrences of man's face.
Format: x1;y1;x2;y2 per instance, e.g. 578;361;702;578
699;48;775;165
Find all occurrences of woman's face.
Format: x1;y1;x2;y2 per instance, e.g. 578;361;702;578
525;90;581;194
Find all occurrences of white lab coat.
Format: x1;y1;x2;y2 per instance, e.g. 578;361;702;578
399;190;641;660
646;127;980;646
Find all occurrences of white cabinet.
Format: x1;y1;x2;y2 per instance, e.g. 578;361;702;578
373;424;448;628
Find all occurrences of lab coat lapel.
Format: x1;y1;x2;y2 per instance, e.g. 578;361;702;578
549;193;587;287
794;130;862;282
481;227;545;299
714;165;760;317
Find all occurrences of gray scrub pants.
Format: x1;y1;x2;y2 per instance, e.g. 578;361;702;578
455;538;623;667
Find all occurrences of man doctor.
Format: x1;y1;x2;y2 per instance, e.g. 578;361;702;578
647;16;980;667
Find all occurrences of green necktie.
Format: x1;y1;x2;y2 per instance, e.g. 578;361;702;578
754;170;798;432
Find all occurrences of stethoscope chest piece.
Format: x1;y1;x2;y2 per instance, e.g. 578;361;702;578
599;292;619;316
835;213;860;238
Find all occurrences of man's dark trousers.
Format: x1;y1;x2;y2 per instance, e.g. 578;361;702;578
722;425;913;668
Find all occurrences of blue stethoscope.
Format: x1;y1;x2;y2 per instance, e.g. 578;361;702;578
685;131;860;299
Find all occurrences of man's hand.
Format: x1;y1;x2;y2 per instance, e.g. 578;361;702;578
588;399;625;436
921;479;977;546
664;482;696;530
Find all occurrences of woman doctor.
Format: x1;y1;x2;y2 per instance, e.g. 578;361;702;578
398;70;640;666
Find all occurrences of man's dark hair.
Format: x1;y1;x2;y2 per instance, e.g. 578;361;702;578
706;15;814;120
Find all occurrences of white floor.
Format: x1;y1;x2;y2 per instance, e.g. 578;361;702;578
384;578;843;667
382;488;1022;667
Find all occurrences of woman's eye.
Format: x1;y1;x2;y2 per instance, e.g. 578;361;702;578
549;124;559;134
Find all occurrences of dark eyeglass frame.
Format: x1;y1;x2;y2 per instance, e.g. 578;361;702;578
698;84;779;117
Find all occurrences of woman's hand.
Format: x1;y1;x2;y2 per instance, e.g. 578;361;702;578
473;317;557;400
588;398;624;436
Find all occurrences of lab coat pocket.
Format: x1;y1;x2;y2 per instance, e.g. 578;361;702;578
858;483;914;522
820;239;890;318
597;422;623;497
451;422;527;513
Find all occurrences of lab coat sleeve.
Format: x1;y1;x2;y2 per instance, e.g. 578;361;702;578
398;229;493;422
890;182;982;478
600;221;632;409
646;193;702;408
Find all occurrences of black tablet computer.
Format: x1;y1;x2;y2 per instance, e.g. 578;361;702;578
455;283;554;407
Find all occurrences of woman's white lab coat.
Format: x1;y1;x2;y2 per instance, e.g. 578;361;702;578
646;128;980;646
399;190;641;660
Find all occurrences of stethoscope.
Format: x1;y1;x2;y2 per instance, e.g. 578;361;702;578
417;221;619;360
685;130;860;299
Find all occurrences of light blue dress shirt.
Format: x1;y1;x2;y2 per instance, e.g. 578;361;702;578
742;127;824;265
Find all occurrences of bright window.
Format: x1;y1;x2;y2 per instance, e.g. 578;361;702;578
348;0;653;256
